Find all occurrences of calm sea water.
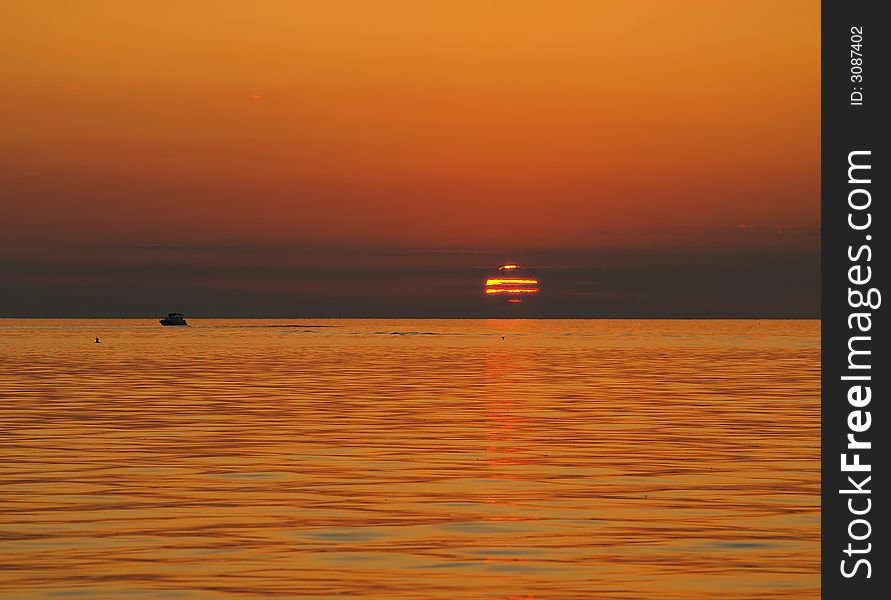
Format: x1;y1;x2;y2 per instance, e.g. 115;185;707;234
0;319;819;599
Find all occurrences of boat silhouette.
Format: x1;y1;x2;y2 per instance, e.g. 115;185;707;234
159;313;188;326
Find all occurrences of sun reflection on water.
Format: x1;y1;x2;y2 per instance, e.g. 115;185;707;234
0;319;819;598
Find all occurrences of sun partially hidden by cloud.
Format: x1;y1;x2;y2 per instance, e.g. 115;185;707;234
485;265;540;301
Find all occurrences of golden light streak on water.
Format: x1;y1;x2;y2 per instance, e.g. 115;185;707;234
0;319;819;598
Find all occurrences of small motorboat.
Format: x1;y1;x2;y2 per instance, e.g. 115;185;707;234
159;313;188;326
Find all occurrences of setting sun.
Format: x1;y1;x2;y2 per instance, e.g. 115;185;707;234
485;264;540;301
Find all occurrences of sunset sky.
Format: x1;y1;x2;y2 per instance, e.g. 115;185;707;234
1;1;819;317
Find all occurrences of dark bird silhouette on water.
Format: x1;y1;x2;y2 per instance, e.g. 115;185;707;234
95;337;100;343
501;336;505;340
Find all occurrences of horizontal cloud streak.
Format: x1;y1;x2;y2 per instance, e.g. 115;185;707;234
1;242;818;318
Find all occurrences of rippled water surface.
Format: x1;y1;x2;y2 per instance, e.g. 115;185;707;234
0;319;819;598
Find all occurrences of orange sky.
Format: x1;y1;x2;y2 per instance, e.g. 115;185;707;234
0;2;819;317
3;0;818;249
